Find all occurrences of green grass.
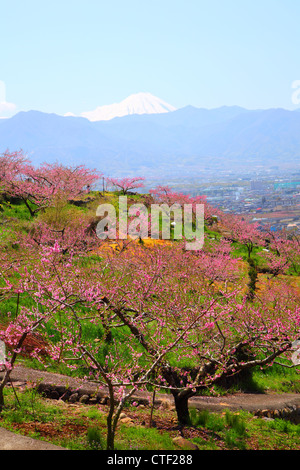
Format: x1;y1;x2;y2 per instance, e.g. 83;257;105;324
116;425;176;450
189;408;300;450
190;408;225;432
252;363;300;393
0;199;34;222
86;426;106;450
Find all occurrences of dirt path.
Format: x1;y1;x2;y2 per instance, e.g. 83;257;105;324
3;365;300;416
0;427;66;450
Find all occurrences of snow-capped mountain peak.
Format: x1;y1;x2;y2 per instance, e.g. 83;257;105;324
78;92;176;121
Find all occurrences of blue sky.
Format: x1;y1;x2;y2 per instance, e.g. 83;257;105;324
1;0;300;117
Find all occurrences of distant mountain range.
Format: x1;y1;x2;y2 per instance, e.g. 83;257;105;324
0;93;300;178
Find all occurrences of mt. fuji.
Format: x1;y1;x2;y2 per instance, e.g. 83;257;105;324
67;92;177;121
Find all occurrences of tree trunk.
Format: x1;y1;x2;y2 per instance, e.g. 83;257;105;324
22;198;36;217
246;258;257;301
172;390;193;426
0;386;4;413
106;384;115;450
0;373;10;413
106;421;115;451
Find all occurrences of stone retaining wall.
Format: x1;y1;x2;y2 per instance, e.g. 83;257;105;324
36;382;151;407
37;382;300;423
255;406;300;424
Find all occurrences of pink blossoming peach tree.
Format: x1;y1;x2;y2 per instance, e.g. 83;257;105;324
0;150;100;217
0;173;300;449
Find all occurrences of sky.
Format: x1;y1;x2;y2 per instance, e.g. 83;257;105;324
1;0;300;118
